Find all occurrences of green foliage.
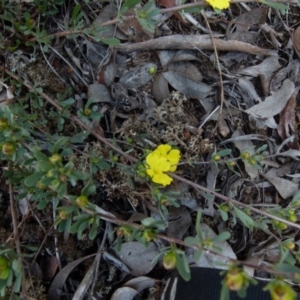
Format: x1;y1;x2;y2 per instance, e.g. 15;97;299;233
77;97;103;124
120;0;142;15
134;1;160;33
0;248;22;297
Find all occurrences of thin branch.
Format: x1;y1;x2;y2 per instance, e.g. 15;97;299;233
8;162;26;297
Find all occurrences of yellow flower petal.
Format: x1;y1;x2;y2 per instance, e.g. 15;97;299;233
146;152;170;172
155;144;172;157
152;172;173;186
206;0;230;10
166;149;181;171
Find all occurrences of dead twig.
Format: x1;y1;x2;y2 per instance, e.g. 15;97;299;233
8;162;26;297
116;35;277;56
200;10;225;133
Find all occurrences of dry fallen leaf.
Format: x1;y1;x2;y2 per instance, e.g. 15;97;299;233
226;8;267;44
238;56;281;95
261;168;299;199
277;88;299;149
157;0;188;25
293;25;300;59
245;79;295;119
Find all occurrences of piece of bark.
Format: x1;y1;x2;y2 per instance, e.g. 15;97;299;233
117;35;277;56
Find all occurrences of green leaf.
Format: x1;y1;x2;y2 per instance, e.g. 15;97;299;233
52;136;69;153
259;0;288;10
89;219;98;240
217;149;232;157
212;231;231;243
290;190;300;206
219;209;228;221
194;249;202;262
175;253;191;281
71;170;88;180
256;144;268;153
232;206;255;229
99;37;120;46
184;236;200;247
38;160;53;172
275;263;300;278
195;210;202;240
37;199;48;210
116;236;122;252
13;272;22;293
0;269;9;280
142;217;158;227
81;183;96;197
97;159;110;170
71;3;81;23
120;0;141;15
70;132;89;143
57;182;67;198
219;282;230;300
182;6;203;13
24;172;44;187
33;149;48;161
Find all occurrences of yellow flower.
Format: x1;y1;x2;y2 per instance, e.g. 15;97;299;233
146;152;173;186
145;144;181;186
206;0;230;10
225;268;244;291
267;280;296;300
153;144;181;172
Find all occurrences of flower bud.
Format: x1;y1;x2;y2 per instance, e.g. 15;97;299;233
163;251;177;270
83;108;92;116
0;118;9;130
283;240;295;251
2;142;15;155
117;226;132;237
46;170;55;178
75;195;89;208
225;268;244;291
59;174;68;182
0;256;9;279
142;230;156;242
240;151;251;160
288;214;297;223
227;160;236;168
212;154;221;162
220;204;229;212
278;222;288;231
49;154;62;164
36;180;46;189
269;281;295;300
148;66;157;75
59;210;68;220
292;200;300;208
248;158;257;165
161;197;170;206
